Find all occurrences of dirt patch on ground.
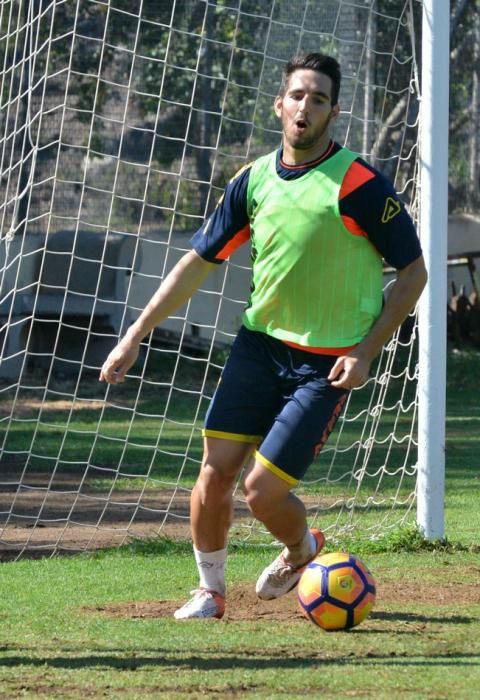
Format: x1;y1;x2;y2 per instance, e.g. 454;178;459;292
0;461;258;559
84;576;480;623
87;584;301;623
0;398;126;418
0;464;323;559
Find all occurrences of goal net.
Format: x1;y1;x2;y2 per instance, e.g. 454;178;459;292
1;0;425;558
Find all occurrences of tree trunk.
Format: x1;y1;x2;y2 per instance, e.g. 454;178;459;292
468;0;480;210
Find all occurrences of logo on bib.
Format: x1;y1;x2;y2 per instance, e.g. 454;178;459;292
381;197;401;223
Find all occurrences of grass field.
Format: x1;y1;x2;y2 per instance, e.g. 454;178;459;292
0;347;478;698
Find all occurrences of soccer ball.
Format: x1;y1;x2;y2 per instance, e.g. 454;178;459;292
297;552;376;630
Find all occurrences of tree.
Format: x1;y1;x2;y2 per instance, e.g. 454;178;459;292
449;0;480;211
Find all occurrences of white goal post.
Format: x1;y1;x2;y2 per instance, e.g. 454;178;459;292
417;0;449;541
0;0;449;558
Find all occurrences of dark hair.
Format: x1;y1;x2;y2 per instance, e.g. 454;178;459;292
279;53;341;105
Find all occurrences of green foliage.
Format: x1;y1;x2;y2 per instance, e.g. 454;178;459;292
0;0;476;226
92;535;194;558
336;524;478;556
91;522;478;561
449;1;480;210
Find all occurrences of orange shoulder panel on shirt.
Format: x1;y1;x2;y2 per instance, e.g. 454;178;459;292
339;160;376;200
215;224;251;261
341;214;368;238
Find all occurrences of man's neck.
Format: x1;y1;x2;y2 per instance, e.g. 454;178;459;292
280;139;335;167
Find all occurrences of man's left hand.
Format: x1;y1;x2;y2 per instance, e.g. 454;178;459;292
328;352;371;390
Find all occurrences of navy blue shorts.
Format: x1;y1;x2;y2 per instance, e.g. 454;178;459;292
204;326;348;485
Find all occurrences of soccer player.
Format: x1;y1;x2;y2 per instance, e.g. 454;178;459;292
100;53;427;619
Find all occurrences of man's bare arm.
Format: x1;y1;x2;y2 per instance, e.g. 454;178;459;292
329;255;428;389
100;250;216;384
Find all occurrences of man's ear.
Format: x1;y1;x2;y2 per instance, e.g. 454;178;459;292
274;95;283;118
330;103;340;120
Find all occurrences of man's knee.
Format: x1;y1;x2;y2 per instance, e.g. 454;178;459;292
195;463;236;505
244;486;273;520
243;463;291;520
195;438;254;506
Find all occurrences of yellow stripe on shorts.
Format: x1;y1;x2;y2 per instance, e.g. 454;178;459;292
255;451;299;486
202;429;262;443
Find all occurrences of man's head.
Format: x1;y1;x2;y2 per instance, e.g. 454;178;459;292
279;53;341;106
275;53;341;163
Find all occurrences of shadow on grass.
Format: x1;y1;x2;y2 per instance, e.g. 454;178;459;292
371;611;475;625
0;649;478;670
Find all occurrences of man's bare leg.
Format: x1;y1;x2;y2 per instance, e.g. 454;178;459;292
191;437;255;551
243;460;308;549
174;437;255;619
244;460;324;600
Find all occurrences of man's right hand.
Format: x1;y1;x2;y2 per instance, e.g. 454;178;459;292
98;249;216;386
99;338;140;384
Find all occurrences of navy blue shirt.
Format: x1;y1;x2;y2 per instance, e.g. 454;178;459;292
191;142;422;269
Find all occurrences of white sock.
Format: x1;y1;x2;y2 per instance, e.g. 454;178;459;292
193;546;227;596
285;529;317;567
